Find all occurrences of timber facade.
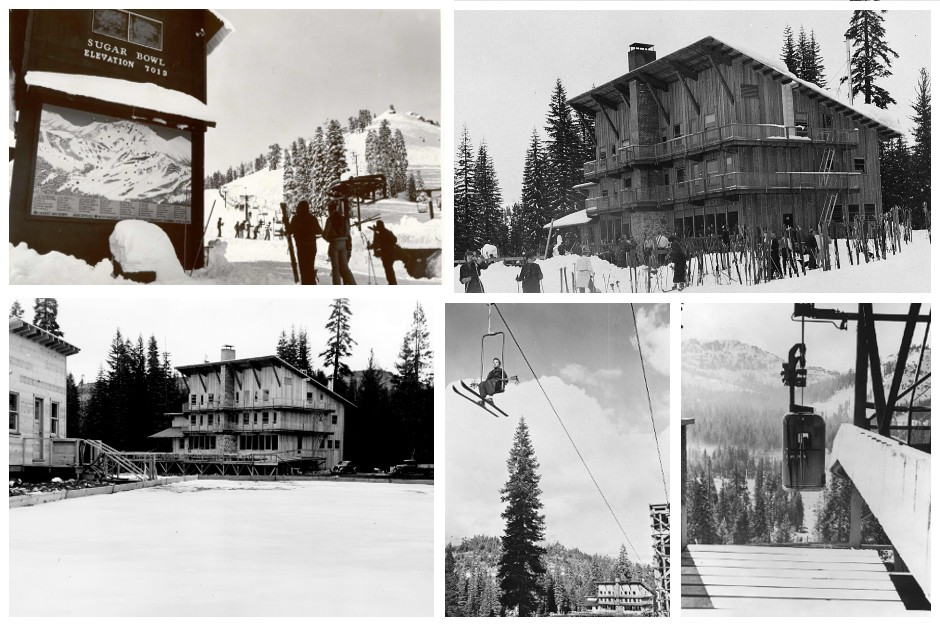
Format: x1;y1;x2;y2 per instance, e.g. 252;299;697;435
584;579;654;615
153;346;352;472
569;37;902;243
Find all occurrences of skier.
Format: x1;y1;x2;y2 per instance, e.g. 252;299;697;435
575;254;593;293
323;200;357;285
254;221;262;240
368;220;398;285
287;200;322;285
459;250;484;293
515;252;543;293
671;240;687;290
216;217;223;238
265;224;271;240
479;357;508;399
770;232;782;279
805;228;819;269
234;221;242;239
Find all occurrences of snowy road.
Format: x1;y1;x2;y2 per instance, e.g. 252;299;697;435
10;480;433;616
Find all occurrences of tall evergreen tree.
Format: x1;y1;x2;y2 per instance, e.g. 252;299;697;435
880;137;912;211
32;298;63;337
66;372;80;438
390;128;409;196
454;126;476;256
800;30;827;87
283;141;298;207
910;68;930;220
497;417;547;616
393;302;433;387
544;79;585;219
518;129;551;255
844;9;899;108
325;118;349;186
319;299;356;384
267;143;281;170
473;141;506;251
445;544;463;616
780;25;799;74
10;300;24;318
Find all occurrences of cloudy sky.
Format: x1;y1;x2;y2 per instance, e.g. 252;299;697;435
17;296;433;384
205;9;441;174
683;303;930;373
445;303;669;561
456;8;930;204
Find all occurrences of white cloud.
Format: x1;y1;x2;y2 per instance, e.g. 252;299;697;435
559;363;624;387
630;306;669;376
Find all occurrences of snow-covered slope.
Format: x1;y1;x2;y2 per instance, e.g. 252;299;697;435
343;110;440;188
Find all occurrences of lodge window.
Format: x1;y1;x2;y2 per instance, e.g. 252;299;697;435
235;392;239;403
663;171;670;185
332;415;338;425
306;391;314;402
190;415;196;426
320;438;326;449
725;156;733;172
239;434;277;451
824;114;834;128
334;440;341;449
854;158;866;172
602;189;609;198
704;112;717;128
243;412;249;425
673;123;682;138
273;412;277;424
199;415;204;426
864;203;876;219
10;392;19;432
208;393;214;404
676;167;687;183
200;395;204;405
262;411;269;424
622;177;632;189
599;147;607;159
741;84;759;99
263;389;270;401
706;159;719;176
208;414;214;426
848;204;860;221
190;394;196;405
92;9;165;52
253;413;258;424
794;112;808;137
188;435;216;450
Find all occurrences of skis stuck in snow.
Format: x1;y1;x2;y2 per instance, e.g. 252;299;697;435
280;202;300;284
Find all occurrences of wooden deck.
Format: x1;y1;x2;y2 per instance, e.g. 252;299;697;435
682;544;909;616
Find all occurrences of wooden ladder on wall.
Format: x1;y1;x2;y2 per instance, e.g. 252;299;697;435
817;147;839;270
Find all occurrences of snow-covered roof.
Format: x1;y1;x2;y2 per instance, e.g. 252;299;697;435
543;209;595;229
570;35;904;138
206;10;234;56
25;71;215;125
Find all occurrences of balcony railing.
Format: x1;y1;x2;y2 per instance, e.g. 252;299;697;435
182;419;331;434
586;171;862;212
183;397;335;413
585;124;860;174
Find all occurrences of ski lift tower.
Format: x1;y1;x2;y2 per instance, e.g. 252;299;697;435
650;503;670;616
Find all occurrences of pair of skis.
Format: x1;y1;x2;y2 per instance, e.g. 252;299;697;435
451;381;508;417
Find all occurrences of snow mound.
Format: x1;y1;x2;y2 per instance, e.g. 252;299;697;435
392;215;442;248
109;220;185;281
9;242;132;285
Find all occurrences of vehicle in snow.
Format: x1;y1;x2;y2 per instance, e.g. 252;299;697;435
330;461;357;475
388;459;433;479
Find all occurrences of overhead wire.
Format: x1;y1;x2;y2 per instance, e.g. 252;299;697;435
491;303;641;561
630;304;669;502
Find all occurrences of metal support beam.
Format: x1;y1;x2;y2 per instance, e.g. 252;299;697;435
853;305;869;429
883;304;920;433
860;304;888;433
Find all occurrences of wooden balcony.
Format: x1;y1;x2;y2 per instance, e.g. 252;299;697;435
586;171;861;214
182;397;336;413
585;125;860;173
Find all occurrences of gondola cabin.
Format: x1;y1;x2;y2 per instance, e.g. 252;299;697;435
782;412;826;490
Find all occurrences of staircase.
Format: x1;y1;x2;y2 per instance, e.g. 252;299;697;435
79;439;156;482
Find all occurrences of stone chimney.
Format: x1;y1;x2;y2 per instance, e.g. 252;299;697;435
628;43;656;71
221;345;236;361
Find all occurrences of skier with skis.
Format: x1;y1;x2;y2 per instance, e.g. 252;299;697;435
368;220;399;285
287;200;322;285
671;239;687;290
515;251;543;293
479;357;508;399
323;199;357;285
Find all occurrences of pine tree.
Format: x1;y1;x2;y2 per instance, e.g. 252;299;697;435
473;141;506;251
296;328;312;373
689;471;719;544
844;9;899;108
393;302;433;387
544;78;586;219
325;119;349;187
910;68;930;221
497;417;547;616
268;143;281;170
320;299;356;384
454;126;476;256
364;129;378;175
390;128;409;196
796;27;810;81
32;298;63;337
880;137;912;211
10;300;24;318
751;461;769;542
309;128;328;213
517;129;551;255
799;30;827;88
406;172;418;201
283;141;297;207
66;372;80;438
445;544;462;616
781;25;799;74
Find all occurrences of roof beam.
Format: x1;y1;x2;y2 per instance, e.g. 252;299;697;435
667;60;698;81
670;67;701;116
613;82;631;108
637;71;669;92
706;54;735;105
272;365;282;388
198;373;207;393
701;43;735;66
251;363;262;388
570;101;596;117
591;96;620;140
636;75;670;125
575;111;597;147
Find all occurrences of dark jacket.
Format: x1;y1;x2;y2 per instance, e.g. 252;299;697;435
516;261;543;293
372;228;398;259
460;261;483;293
671;243;687;283
289;210;322;244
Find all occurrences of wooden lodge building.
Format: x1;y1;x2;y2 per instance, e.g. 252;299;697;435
568;37;903;243
148;346;353;474
9;317;80;474
584;579;654;615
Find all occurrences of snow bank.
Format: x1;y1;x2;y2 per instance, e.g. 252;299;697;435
454;230;930;293
109;220;186;281
9;243;133;285
10;479;433;616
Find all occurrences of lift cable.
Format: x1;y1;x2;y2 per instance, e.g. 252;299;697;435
491;303;641;561
630;304;668;502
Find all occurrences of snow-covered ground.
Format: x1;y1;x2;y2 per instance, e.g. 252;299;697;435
455;231;930;293
9;479;433;616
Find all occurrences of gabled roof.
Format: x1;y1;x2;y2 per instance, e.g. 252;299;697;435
569;35;903;139
176;355;356;408
9;317;80;357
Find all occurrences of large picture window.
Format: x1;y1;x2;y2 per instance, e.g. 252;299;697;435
93;9;164;51
9;393;19;431
31;104;191;224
